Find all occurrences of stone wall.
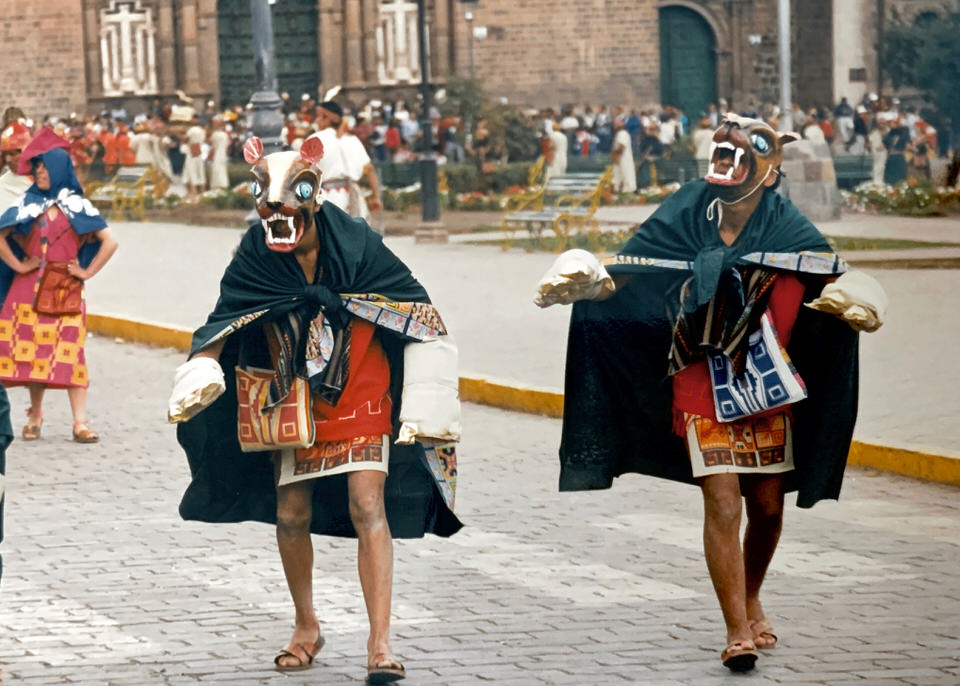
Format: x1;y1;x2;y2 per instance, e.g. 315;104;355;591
0;0;88;118
450;0;661;108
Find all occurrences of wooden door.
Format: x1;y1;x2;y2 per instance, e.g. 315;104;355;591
659;6;717;118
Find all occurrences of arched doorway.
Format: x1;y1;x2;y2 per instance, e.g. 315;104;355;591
217;0;319;108
659;5;717;117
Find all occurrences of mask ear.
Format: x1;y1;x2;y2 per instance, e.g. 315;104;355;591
243;137;264;164
778;131;800;146
300;136;324;166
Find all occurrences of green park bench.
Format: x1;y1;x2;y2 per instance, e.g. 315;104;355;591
832;154;874;189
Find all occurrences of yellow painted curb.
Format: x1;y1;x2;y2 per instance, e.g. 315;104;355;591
88;315;960;488
88;313;192;352
848;441;960;487
459;375;563;418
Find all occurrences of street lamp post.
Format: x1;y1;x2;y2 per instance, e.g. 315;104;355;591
466;11;475;80
416;0;442;234
249;0;285;153
777;0;792;132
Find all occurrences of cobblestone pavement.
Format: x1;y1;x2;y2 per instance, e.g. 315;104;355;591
1;338;959;685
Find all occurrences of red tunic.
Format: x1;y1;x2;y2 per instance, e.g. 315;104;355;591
671;273;806;433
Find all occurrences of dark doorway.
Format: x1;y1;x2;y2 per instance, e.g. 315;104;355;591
218;0;319;108
659;6;717;118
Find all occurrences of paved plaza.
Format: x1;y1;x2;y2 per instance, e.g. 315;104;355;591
1;337;959;685
2;210;960;684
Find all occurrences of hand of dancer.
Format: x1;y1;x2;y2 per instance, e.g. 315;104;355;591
806;270;887;332
167;356;226;423
534;249;615;307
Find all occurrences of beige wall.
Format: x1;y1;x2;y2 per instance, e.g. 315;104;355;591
1;0;88;118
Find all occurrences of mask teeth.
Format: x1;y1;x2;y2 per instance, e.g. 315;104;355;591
733;147;744;169
262;217;297;244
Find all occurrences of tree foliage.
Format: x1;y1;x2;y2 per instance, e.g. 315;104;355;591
882;9;960;122
438;77;541;161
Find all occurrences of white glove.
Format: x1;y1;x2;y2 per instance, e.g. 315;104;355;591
534;249;615;308
806;270;888;332
397;335;461;445
167;357;226;423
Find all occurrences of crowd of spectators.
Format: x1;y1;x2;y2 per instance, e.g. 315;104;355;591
3;89;957;199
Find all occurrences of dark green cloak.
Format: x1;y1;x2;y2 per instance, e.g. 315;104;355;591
559;180;859;508
177;203;462;538
0;386;12;582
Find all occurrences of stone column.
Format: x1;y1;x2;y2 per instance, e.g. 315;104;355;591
345;0;365;85
319;0;344;90
178;0;202;93
157;1;177;93
196;0;220;102
84;4;103;98
362;0;379;84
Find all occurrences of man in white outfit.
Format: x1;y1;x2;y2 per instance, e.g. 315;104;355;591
182;118;207;199
338;116;382;221
208;117;230;190
305;102;351;212
544;122;568;184
611;116;636;193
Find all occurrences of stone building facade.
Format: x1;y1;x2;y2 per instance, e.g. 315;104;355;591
2;0;956;119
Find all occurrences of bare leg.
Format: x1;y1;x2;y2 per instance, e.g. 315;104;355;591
274;465;321;668
66;386;88;424
22;383;44;438
347;469;395;665
741;474;785;643
699;473;753;646
27;383;44;422
67;386;99;442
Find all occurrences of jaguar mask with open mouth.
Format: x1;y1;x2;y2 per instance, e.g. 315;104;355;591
705;114;799;204
243;136;325;252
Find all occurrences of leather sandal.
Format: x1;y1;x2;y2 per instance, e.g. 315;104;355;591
367;653;406;683
22;409;42;441
721;639;758;672
274;631;325;672
751;618;778;649
72;422;100;444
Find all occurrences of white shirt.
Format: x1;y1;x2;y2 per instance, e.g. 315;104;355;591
693;128;714;160
803;124;826;145
307;127;348;182
339;133;371;182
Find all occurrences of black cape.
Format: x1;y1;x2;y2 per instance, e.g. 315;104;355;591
559;181;859;508
177;203;462;538
0;386;12;582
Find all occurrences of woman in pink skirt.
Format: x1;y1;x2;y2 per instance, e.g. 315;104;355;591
0;128;118;442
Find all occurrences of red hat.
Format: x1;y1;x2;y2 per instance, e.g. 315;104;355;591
16;127;70;174
1;121;32;152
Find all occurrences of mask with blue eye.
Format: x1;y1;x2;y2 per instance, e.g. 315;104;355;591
251;179;262;196
296;180;314;201
750;133;771;155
